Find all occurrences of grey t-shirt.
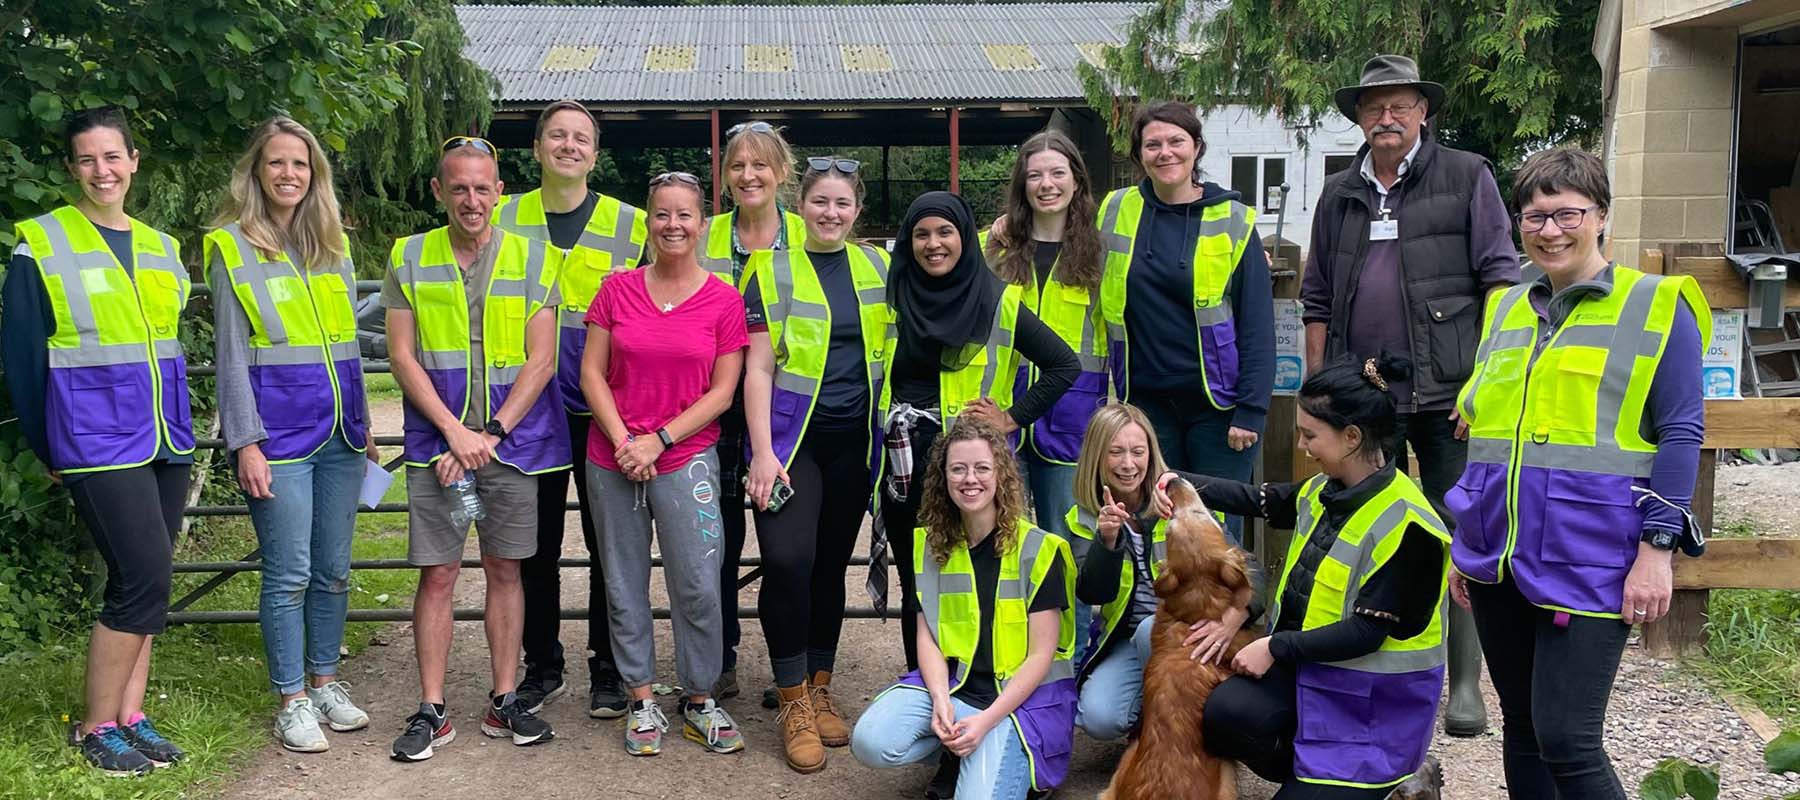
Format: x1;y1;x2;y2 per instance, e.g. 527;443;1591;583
383;233;503;430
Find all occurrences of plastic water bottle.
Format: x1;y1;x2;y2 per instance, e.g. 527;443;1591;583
447;471;486;529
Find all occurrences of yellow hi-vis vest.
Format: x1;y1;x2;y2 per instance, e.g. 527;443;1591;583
204;223;366;463
702;209;807;290
744;243;895;469
1096;187;1254;407
16;205;193;473
981;230;1108;464
914;518;1077;687
877;282;1026;422
1065;506;1166;656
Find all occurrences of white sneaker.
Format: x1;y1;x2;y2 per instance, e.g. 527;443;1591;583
277;698;330;753
306;681;371;732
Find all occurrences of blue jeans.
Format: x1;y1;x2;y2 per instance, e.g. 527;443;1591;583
247;437;365;696
1077;615;1155;741
851;686;1034;799
1020;451;1092;663
1136;396;1257;544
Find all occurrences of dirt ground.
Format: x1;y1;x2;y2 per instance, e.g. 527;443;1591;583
218;404;1797;799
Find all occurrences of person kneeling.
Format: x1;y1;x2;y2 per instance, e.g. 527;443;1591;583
851;419;1078;799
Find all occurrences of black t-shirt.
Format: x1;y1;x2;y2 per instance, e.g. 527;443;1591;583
889;307;1078;426
951;530;1069;710
1031;240;1062;293
543;191;599;251
743;249;871;431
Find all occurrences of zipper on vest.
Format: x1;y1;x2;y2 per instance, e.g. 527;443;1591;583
132;240;174;455
294;258;348;445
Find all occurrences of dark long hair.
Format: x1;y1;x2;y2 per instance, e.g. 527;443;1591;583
1298;352;1412;462
989;130;1103;290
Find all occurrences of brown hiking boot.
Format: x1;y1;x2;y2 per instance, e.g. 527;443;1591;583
776;684;826;773
809;671;850;747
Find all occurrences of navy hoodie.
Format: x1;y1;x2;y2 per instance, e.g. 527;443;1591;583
1121;180;1275;433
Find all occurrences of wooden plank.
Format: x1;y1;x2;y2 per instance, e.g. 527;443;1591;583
1673;538;1800;590
1703;398;1800;449
1666;255;1800;310
1640;247;1665;276
1643;449;1715;659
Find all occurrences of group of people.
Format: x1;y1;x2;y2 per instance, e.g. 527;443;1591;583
1;54;1707;800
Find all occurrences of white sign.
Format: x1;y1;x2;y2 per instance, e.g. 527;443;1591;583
1704;309;1744;400
1273;299;1306;396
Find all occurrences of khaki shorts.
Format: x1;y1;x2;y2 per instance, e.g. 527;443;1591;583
406;461;540;566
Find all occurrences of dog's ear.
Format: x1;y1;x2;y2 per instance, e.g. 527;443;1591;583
1212;549;1249;592
1153;567;1182;599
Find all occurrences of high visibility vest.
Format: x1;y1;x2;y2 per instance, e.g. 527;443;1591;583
1272;470;1452;790
701;209;807;290
1096;187;1254;407
744;244;894;471
492;190;646;415
906;518;1078;790
16;206;193;473
388;227;569;474
1448;265;1710;617
205;223;367;463
877;283;1026;423
1064;505;1166;663
982;232;1108;464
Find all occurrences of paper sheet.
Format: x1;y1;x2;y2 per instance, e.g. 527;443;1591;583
360;460;396;509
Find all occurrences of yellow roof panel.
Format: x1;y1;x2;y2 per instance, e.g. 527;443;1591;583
983;44;1043;72
645;45;696;73
840;45;894;73
745;45;795;73
541;45;600;73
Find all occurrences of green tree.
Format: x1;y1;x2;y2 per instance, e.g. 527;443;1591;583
1079;0;1601;166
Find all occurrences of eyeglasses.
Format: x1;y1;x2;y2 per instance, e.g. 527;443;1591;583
650;171;702;188
1357;100;1422;122
806;157;860;174
1516;205;1601;233
726;121;778;138
441;135;496;156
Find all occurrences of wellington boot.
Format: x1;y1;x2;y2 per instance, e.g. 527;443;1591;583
776;684;826;773
1443;604;1489;737
808;671;850;747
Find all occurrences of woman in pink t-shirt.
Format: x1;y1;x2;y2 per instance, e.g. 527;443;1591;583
579;172;749;757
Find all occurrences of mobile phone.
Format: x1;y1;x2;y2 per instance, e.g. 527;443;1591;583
741;475;795;513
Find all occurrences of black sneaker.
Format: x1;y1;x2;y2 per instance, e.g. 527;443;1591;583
482;693;553;746
120;715;185;765
515;668;566;715
80;725;153;777
391;704;456;762
925;750;960;799
589;662;628;719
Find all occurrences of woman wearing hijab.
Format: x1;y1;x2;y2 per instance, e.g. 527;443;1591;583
876;191;1080;674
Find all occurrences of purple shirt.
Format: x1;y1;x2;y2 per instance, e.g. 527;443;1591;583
1527;268;1704;534
1300;151;1519;412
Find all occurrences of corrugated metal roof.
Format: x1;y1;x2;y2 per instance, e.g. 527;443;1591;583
455;3;1147;105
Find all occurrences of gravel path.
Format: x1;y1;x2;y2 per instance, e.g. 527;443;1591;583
218;408;1800;798
1716;462;1800;537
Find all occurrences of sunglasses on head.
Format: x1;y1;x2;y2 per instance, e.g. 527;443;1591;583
441;135;497;156
726;121;778;138
650;171;702;188
806;157;860;175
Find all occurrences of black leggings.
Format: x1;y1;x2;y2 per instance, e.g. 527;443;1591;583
755;427;872;687
716;412;749;673
878;420;939;672
1468;577;1630;800
68;461;191;635
1202;663;1396;800
521;413;611;679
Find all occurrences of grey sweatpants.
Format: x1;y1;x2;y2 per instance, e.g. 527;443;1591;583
587;448;724;695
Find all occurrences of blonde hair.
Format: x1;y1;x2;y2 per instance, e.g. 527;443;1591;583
1071;403;1169;516
722;125;796;209
917;418;1029;565
212;116;347;270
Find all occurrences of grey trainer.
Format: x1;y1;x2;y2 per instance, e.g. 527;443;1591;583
276;697;330;753
306;681;371;732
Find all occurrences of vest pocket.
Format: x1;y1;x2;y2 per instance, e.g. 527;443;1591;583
1296;666;1376;744
253;366;325;431
69;373;137;434
1425;295;1477;383
1539;471;1640;568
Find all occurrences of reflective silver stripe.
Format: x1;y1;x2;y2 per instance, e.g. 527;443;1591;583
787;298;829;321
419;349;471;370
1074;507;1098;534
329;340;359;362
917;557;943;637
1326;535;1363;570
1149;535;1167;565
221;225;292;344
997;581;1029;601
773;369;820;396
34;218;108;352
1330;642;1446;674
856;286;887;305
152;338;183;360
858;245;889;281
47;342;153;368
489;278;530;298
1463;289;1531;405
1340;501;1432;621
489;364;524;385
1075;352;1105;372
576;202;643;268
1517;442;1656;477
975;296;1015;398
560;308;588;329
1194;303;1234;327
1467;437;1511;466
1099;190;1131;257
402;236;426;271
496;200;549;240
935;571;975;595
1001;659;1077;688
251;347;336;367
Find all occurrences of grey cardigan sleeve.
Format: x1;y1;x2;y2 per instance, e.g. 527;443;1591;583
209;242;268;452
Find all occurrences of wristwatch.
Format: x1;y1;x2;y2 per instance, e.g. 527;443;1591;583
1640;529;1678;551
655;428;675;449
484;419;509;442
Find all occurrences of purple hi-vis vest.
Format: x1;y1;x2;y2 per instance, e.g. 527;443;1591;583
389;227;569;474
207;222;367;462
1096;186;1255;408
17;206;194;473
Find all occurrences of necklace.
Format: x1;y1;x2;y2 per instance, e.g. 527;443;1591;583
661;301;675;312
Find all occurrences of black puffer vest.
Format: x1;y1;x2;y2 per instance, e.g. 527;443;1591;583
1316;131;1494;409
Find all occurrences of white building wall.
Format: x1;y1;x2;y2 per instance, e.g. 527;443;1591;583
1196;105;1366;257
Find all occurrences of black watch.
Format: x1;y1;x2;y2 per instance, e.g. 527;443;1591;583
484;419;509;442
1640;529;1678;551
655;428;674;449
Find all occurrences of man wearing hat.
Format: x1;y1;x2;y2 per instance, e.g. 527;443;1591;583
1299;54;1519;737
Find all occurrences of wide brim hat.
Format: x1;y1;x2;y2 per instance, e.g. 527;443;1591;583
1334;54;1446;120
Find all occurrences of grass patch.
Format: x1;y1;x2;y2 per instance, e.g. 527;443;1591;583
364;372;403;403
1690;520;1800;727
0;475;417;799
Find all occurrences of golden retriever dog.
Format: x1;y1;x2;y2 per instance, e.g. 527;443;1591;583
1102;477;1258;800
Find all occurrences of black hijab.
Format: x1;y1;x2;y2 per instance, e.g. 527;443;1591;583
887;191;1004;370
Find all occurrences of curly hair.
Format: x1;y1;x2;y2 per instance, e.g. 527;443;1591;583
917;417;1030;565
